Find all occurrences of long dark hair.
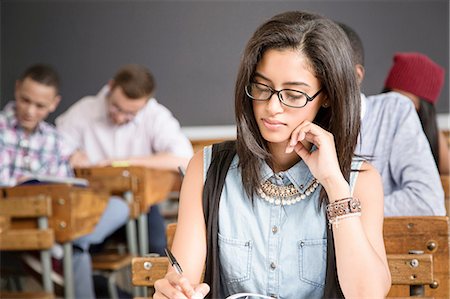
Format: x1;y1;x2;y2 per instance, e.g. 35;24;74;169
234;11;360;202
418;99;440;168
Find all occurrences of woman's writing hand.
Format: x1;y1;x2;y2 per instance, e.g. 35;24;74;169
154;272;210;299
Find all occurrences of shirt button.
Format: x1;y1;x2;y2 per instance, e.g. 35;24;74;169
272;226;278;234
270;262;277;270
20;139;29;148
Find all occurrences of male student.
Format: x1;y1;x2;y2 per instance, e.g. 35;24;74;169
338;22;445;216
0;64;129;298
56;64;193;255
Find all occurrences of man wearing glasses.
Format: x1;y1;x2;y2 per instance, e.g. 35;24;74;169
56;64;193;260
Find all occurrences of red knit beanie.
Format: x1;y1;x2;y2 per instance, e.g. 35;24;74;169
384;52;445;104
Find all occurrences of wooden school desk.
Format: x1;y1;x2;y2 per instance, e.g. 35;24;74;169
0;183;107;299
75;166;177;257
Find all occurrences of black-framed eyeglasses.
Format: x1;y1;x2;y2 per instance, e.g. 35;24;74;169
245;82;322;108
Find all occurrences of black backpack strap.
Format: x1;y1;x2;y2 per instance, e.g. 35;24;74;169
323;229;344;298
202;140;236;298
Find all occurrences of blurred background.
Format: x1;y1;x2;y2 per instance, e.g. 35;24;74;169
1;0;448;127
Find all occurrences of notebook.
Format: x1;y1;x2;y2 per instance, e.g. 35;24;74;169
226;293;275;299
17;174;89;187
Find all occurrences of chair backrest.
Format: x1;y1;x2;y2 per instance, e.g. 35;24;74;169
0;194;54;250
1;185;107;243
131;222;176;287
384;216;449;298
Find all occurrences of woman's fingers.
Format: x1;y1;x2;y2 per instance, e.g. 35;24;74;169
293;141;309;160
286;121;327;153
154;277;188;299
154;271;197;299
192;283;210;299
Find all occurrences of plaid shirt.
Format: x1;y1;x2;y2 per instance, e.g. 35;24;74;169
0;102;73;186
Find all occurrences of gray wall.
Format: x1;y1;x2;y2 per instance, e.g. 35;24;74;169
1;0;449;126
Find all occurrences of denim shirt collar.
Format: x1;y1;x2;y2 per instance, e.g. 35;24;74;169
260;156;314;191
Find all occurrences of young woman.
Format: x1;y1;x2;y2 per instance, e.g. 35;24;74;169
154;11;391;299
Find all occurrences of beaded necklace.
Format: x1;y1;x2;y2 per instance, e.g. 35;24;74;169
256;177;320;206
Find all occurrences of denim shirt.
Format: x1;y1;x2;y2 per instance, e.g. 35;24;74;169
204;146;362;299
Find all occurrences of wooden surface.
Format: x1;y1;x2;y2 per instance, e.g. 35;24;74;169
384;216;449;297
0;216;10;233
92;253;133;271
0;195;52;218
132;218;449;299
442;175;450;198
0;229;54;251
190;138;235;153
131;251;436;290
132;256;168;287
0;291;54;299
443;130;450;147
166;223;176;249
0;195;55;250
75;166;177;218
388;253;433;285
0;184;107;243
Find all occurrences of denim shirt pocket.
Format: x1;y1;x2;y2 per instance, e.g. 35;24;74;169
297;238;327;288
218;232;252;285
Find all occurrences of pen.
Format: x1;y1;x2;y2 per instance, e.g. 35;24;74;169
165;248;183;274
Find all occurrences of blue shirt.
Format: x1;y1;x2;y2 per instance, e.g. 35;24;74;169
204;146;362;299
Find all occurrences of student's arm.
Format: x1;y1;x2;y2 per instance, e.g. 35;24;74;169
145;101;194;160
69;150;91;168
55;97;92;156
438;130;449;175
153;150;210;299
333;162;391;298
385;103;445;215
290;121;391;298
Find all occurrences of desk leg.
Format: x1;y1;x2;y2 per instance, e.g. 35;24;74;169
63;242;75;299
125;219;142;297
37;216;54;294
124;191;144;297
40;249;54;293
125;218;138;256
137;214;149;298
138;213;149;255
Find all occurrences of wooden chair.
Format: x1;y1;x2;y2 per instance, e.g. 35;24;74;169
384;216;449;298
76;166;177;298
0;194;55;299
1;184;108;299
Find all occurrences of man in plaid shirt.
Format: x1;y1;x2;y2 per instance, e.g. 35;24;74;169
0;64;129;298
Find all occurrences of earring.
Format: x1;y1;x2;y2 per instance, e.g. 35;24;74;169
322;102;329;108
